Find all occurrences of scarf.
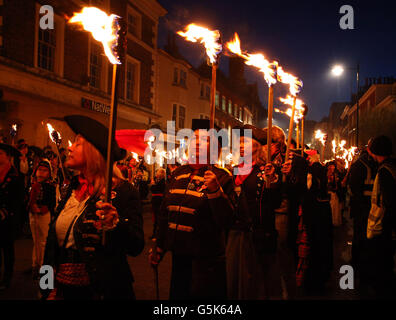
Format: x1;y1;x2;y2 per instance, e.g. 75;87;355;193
75;175;94;202
234;162;255;186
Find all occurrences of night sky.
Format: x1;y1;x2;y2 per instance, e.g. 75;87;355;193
157;0;396;125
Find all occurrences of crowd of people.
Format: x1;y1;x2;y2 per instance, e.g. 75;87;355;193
0;115;395;300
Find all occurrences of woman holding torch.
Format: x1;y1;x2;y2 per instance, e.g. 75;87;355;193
42;115;144;300
226;124;281;299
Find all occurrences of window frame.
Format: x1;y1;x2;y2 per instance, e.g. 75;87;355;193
125;56;141;104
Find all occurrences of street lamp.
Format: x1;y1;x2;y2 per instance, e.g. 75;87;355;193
331;63;360;146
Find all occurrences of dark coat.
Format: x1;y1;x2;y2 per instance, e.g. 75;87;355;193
157;164;237;299
226;164;282;299
0;166;24;242
42;177;144;299
302;162;333;291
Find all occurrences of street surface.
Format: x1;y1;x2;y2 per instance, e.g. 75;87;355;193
0;202;359;300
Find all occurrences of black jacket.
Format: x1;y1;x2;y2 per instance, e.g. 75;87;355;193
0;165;24;241
157;164;236;257
43;177;144;299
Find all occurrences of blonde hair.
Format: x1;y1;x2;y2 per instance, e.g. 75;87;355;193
80;135;106;196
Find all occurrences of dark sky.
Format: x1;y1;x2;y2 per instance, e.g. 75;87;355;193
156;0;396;124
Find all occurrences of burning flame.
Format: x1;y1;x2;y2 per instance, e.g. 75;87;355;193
69;7;121;65
12;124;17;131
276;66;303;97
46;123;61;145
226;33;277;86
68;140;72;147
177;23;222;64
277;95;305;123
314;130;327;146
332;140;357;168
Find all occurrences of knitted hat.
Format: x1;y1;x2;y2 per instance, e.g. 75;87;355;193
35;160;52;177
368;135;393;156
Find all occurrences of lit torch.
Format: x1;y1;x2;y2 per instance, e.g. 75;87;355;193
177;24;222;129
69;6;127;245
226;33;278;184
46;123;66;182
10;124;17;145
277;67;303;163
315;129;327;163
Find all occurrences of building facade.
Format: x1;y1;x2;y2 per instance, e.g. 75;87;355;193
342;77;396;147
0;0;166;147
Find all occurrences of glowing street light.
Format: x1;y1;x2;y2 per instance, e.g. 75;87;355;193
331;65;344;77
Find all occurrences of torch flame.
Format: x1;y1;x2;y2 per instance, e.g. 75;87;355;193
278;95;305;123
69;7;121;65
177;23;222;64
276;66;303;96
47;123;61;144
314;129;327;146
68;140;72;147
12;124;17;131
226;33;277;87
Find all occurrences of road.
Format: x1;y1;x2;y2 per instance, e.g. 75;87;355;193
0;202;358;300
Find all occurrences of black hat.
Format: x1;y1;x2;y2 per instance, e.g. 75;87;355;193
35;160;52;177
64;115;126;161
192;119;210;131
191;119;224;146
234;124;267;145
0;143;21;158
368;135;393;156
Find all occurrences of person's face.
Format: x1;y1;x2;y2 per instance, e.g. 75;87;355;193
36;166;50;182
0;150;10;166
239;136;256;159
129;158;137;167
20;146;28;156
65;135;85;171
189;130;210;163
367;148;378;163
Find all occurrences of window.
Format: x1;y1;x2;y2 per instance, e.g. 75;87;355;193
38;25;56;71
36;5;65;75
126;60;139;103
200;83;204;97
239;107;243;121
173;68;179;84
180;70;187;87
234;104;238;118
215;92;219;108
228;100;232;114
127;11;141;39
173;104;186;129
222;96;226;111
205;86;210;99
89;43;102;89
179;106;186;128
